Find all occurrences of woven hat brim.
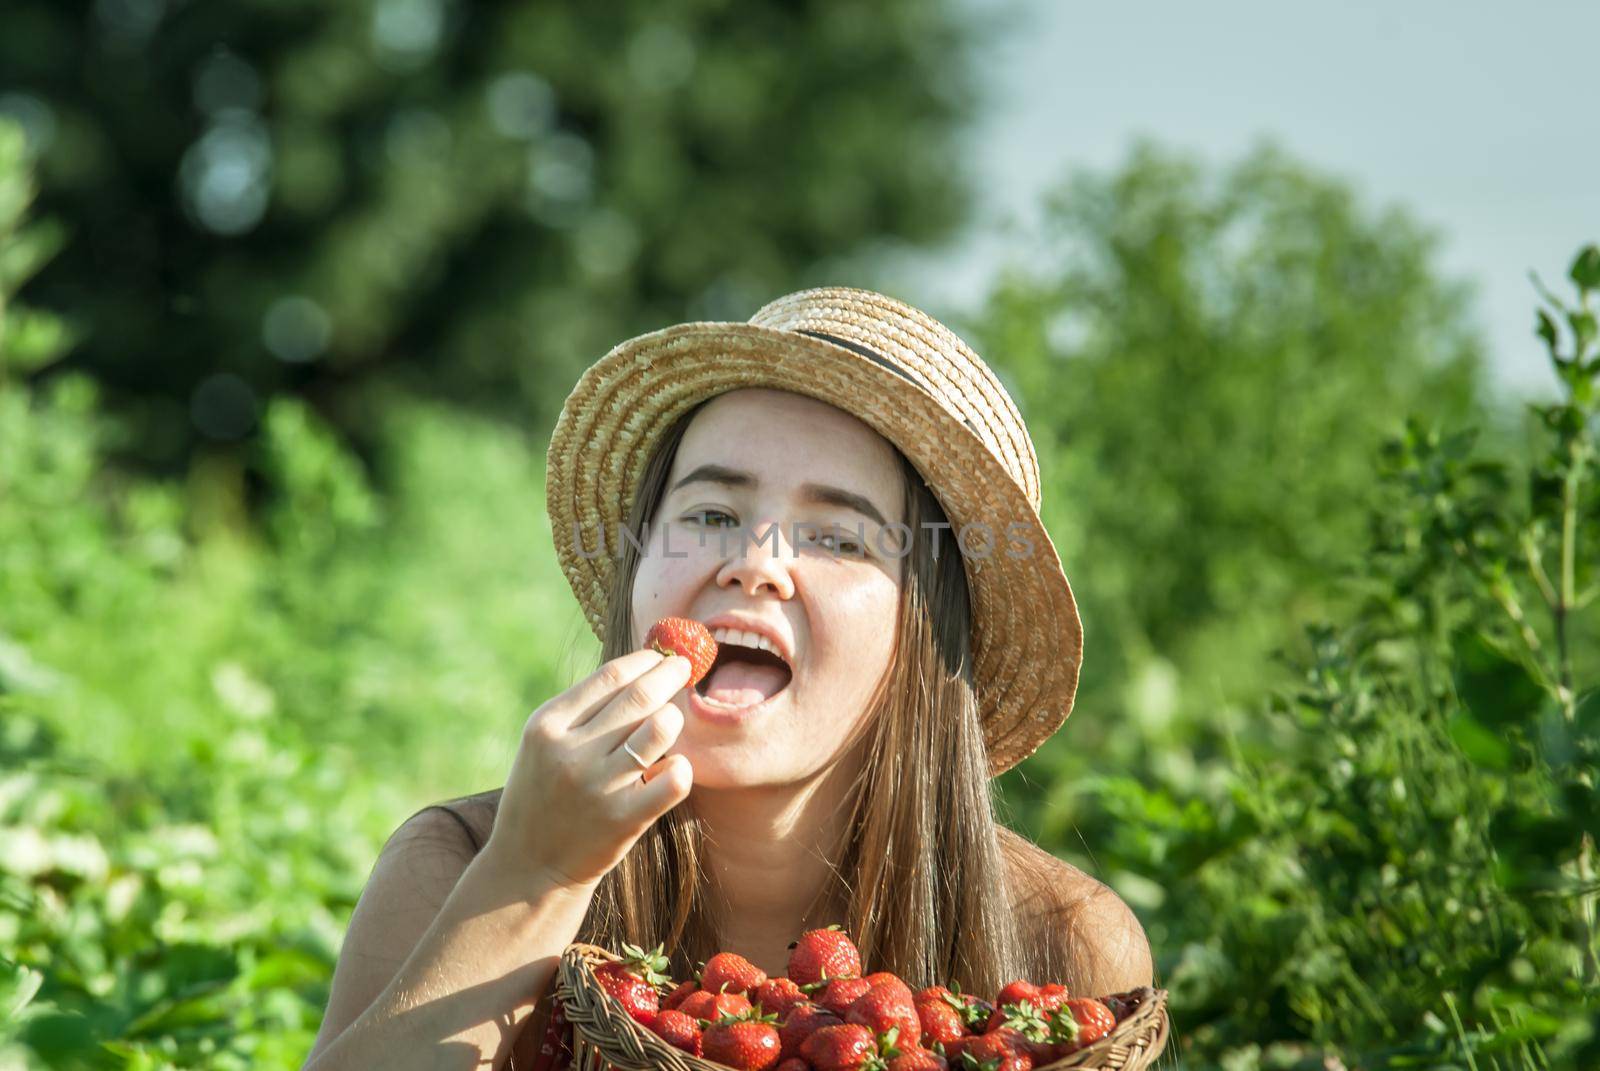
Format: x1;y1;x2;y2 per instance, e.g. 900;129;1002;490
545;322;1083;777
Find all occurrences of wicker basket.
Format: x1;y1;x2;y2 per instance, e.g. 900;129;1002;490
555;942;1170;1071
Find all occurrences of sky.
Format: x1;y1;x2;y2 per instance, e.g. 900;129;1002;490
893;0;1600;403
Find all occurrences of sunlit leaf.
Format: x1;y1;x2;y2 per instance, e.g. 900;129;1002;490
1446;709;1512;769
1569;244;1600;289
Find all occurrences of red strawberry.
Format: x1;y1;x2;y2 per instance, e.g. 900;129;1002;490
818;977;874;1018
888;1050;949;1071
753;977;808;1020
777;1060;811;1071
664;979;699;1010
951;1032;1033;1071
862;972;909;993
994;1028;1054;1067
703;1008;783;1071
645;617;719;689
1043;999;1116;1058
538;995;574;1071
650;1008;704;1057
912;988;968;1046
846;982;922;1049
1034;984;1069;1014
779;1002;843;1061
594;942;672;1027
983;982;1045;1033
788;925;863;989
681;988;754;1022
936;1036;976;1065
960;996;996;1032
801;1023;880;1071
703;952;769;996
985;1001;1055;1065
994;982;1041;1008
984;1000;1046;1038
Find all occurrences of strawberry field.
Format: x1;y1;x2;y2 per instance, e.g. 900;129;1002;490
2;94;1598;1071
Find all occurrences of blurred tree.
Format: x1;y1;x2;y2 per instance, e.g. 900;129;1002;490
971;140;1497;844
3;0;986;474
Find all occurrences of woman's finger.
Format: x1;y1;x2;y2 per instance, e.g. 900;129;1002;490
572;655;692;745
630;753;694;814
602;703;684;791
554;649;672;733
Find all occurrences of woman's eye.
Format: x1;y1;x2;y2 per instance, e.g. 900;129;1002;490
688;509;737;527
820;531;865;557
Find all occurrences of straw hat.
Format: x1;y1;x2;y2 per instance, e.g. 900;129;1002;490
544;287;1082;776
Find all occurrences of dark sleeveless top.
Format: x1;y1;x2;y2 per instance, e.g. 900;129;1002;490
424;803;485;854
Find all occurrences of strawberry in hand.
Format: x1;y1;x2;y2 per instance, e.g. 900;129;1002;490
644;617;718;690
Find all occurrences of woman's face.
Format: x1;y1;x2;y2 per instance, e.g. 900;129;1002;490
631;387;907;790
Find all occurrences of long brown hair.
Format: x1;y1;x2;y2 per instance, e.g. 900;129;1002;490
574;393;1074;993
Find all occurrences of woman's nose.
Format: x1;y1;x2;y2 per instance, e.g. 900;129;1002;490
716;518;796;599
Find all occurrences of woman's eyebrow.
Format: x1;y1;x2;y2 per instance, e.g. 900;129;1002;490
803;483;889;529
668;463;889;527
669;463;753;497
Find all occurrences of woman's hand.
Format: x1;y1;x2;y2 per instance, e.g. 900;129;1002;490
482;649;695;897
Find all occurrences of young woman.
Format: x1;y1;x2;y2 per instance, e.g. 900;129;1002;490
302;289;1155;1071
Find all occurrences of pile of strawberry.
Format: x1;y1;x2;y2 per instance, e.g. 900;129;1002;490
590;926;1131;1071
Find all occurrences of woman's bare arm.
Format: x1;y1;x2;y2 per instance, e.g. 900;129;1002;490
301;808;593;1071
303;649;696;1068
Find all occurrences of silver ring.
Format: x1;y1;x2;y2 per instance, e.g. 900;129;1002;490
621;740;651;771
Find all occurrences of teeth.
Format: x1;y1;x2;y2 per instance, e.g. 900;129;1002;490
710;627;788;665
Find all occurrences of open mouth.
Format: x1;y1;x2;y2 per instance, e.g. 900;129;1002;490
694;641;794;708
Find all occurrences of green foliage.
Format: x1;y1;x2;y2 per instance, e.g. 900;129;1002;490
0;368;595;1067
0;116;601;1067
967;142;1599;1067
1076;247;1600;1068
977;138;1495;835
3;0;984;471
0;121;76;380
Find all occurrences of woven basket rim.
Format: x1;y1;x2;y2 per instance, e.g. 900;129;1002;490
555;942;1170;1071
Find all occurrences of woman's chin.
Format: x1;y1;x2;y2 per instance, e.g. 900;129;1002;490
670;739;781;791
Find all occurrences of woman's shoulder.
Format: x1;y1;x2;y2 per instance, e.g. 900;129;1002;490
996;824;1108;908
400;786;504;857
996;824;1156;995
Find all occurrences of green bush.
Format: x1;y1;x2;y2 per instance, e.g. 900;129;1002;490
1088;246;1600;1068
975;140;1496;837
0;115;599;1068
